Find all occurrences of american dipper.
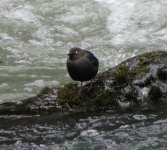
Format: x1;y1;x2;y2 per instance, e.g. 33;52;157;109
66;47;99;87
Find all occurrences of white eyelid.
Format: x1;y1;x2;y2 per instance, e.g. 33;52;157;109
75;51;78;54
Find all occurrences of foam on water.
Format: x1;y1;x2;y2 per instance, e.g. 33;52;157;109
24;80;59;91
95;0;167;51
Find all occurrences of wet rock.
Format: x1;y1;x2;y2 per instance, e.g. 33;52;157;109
157;66;167;80
149;86;162;100
0;89;61;115
0;51;167;114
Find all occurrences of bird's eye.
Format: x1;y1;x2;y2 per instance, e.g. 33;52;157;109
75;51;78;54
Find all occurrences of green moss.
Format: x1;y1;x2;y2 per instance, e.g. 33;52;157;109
138;57;150;68
39;87;52;94
57;81;119;110
112;66;129;85
97;70;111;82
159;52;167;62
58;83;79;102
92;91;118;107
134;57;152;76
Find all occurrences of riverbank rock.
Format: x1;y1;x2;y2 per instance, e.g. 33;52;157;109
0;51;167;115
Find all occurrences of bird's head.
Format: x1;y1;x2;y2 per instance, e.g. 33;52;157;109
67;47;83;60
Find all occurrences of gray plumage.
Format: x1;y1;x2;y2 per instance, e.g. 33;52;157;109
66;47;99;82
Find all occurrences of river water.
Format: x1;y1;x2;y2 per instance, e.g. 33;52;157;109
1;105;167;150
0;0;167;149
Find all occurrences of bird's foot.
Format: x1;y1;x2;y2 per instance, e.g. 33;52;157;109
87;81;93;92
79;80;93;93
65;103;74;111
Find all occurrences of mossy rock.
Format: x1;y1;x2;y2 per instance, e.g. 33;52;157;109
0;51;167;115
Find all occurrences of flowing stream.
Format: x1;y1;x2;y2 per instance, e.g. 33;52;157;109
0;0;167;149
1;105;167;150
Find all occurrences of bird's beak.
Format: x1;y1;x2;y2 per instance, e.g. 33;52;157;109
67;53;73;56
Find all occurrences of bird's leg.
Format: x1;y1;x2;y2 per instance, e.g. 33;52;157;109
78;81;83;93
65;103;73;111
79;81;93;92
87;80;93;92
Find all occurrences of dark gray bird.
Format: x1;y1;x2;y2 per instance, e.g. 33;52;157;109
66;47;99;87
